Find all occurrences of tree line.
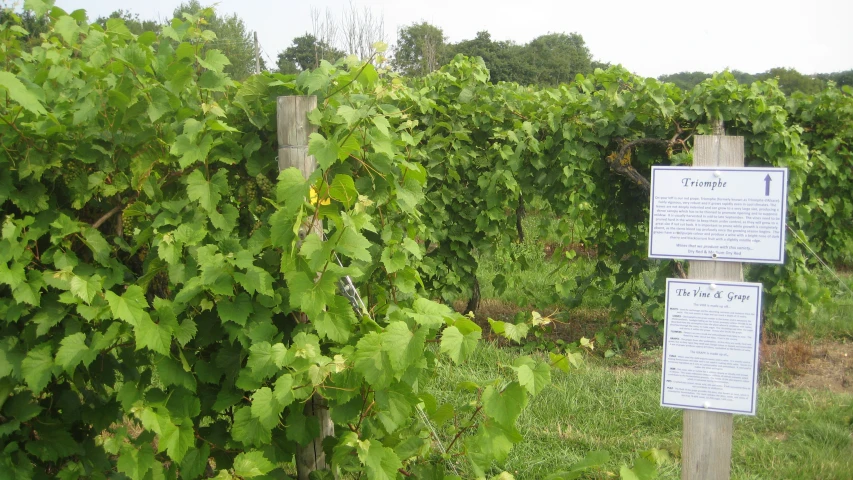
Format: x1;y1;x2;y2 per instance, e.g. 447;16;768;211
659;68;853;95
276;11;851;93
1;0;262;80
278;21;599;87
4;1;849;92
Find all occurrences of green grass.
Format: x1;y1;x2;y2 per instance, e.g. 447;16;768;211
453;211;853;477
424;343;853;479
798;270;853;340
474;211;613;311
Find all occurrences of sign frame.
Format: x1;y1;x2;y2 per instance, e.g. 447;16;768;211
660;278;763;416
648;166;788;264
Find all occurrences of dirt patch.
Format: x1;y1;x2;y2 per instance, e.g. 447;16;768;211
761;339;853;394
457;297;853;395
453;298;613;344
543;242;597;261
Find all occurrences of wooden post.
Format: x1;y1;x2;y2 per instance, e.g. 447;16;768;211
277;95;335;479
682;126;743;480
254;31;261;75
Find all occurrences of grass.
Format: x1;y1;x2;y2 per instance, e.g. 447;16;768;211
424;343;853;479
798;271;853;341
474;211;613;312
438;210;853;478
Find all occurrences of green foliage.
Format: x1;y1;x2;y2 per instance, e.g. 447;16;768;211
523;33;592;86
659;68;829;96
94;9;159;35
391;21;447;77
0;4;849;478
787;84;853;266
173;0;263;80
279;33;345;72
0;7;561;479
447;31;528;84
658;70;758;91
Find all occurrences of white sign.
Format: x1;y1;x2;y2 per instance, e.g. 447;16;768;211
661;279;762;415
648;167;788;264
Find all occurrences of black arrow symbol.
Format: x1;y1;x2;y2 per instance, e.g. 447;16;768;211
764;174;772;196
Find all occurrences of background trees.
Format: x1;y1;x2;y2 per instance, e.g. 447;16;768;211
390;25;594;85
391;22;446;77
173;1;263;80
523;32;592;86
94;9;159;35
277;4;386;74
447;31;527;84
277;34;344;72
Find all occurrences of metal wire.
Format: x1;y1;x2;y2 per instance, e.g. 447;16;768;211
786;224;853;297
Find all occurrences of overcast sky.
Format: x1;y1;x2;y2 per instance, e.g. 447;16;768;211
57;0;853;78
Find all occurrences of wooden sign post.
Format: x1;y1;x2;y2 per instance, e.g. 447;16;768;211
277;95;336;480
682;126;743;480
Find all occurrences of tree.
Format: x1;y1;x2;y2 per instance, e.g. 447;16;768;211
173;1;263;80
817;69;853;88
522;32;592;86
659;70;759;90
340;1;385;61
95;10;159;35
277;57;299;75
278;33;345;72
0;1;49;48
392;22;446;77
758;67;825;95
448;31;528;84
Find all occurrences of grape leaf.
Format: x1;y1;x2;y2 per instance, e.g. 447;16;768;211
0;71;46;115
55;332;96;373
135;317;172;355
217;292;254;326
512;357;551;396
353;332;394;388
105;286;151;327
285;406;320;445
356;439;403;480
21;343;54;393
407;298;453;330
186;169;221;212
232;406;272;447
307;133;339;170
381;321;426;373
482;382;527;429
233;450;275;478
250;387;283;430
197;49;231;73
70;274;102;304
285;270;337;319
439;319;481;364
159;419;194;462
329;174;357;208
314;296;355;343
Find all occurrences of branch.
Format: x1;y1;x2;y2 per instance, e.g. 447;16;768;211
92;204;123;230
672;260;687;279
607;132;690;193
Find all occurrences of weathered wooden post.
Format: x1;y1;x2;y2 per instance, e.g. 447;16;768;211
682;121;741;480
277;95;335;479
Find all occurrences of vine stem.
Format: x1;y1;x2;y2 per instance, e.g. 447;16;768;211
92;204;123;229
445;404;483;452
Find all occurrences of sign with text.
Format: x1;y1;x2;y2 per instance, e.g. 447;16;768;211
648;166;788;263
661;279;762;415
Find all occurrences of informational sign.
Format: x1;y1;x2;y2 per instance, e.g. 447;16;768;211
660;279;762;415
648;167;788;264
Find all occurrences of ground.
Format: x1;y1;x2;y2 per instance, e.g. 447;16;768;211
762;339;852;394
458;297;853;395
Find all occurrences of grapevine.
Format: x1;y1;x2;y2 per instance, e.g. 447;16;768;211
0;4;849;479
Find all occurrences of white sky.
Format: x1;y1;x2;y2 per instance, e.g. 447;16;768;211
55;0;853;78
